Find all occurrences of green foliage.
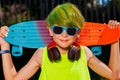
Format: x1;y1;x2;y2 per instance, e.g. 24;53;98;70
0;4;31;26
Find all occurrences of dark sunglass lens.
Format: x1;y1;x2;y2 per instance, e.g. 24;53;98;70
53;26;63;34
67;28;77;35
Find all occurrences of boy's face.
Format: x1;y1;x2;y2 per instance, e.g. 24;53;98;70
48;24;80;49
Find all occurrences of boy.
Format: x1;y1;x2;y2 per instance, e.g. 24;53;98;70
0;3;120;80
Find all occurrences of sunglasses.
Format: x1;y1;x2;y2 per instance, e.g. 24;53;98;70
51;26;79;36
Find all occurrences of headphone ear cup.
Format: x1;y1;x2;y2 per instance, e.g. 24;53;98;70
68;46;80;61
47;47;61;62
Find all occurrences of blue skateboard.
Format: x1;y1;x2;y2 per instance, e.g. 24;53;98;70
4;20;119;57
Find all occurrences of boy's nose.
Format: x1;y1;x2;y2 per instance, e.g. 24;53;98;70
61;30;68;37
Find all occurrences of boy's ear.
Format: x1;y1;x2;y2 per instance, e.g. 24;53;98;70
77;34;80;38
77;30;81;38
47;27;53;36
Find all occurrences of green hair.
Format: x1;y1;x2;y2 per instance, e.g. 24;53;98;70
46;2;85;29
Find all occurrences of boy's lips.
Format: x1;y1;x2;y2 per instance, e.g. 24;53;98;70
60;39;69;42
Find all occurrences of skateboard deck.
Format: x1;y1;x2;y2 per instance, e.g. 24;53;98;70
4;20;119;56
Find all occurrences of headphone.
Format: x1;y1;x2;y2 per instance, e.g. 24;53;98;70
47;42;81;62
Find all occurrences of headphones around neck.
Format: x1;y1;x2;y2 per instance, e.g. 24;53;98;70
47;42;81;62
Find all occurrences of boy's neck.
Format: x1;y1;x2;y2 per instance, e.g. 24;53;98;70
56;45;71;54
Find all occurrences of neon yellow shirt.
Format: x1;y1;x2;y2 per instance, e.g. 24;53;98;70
38;46;90;80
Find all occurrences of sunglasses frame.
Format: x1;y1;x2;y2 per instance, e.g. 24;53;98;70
51;25;79;36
